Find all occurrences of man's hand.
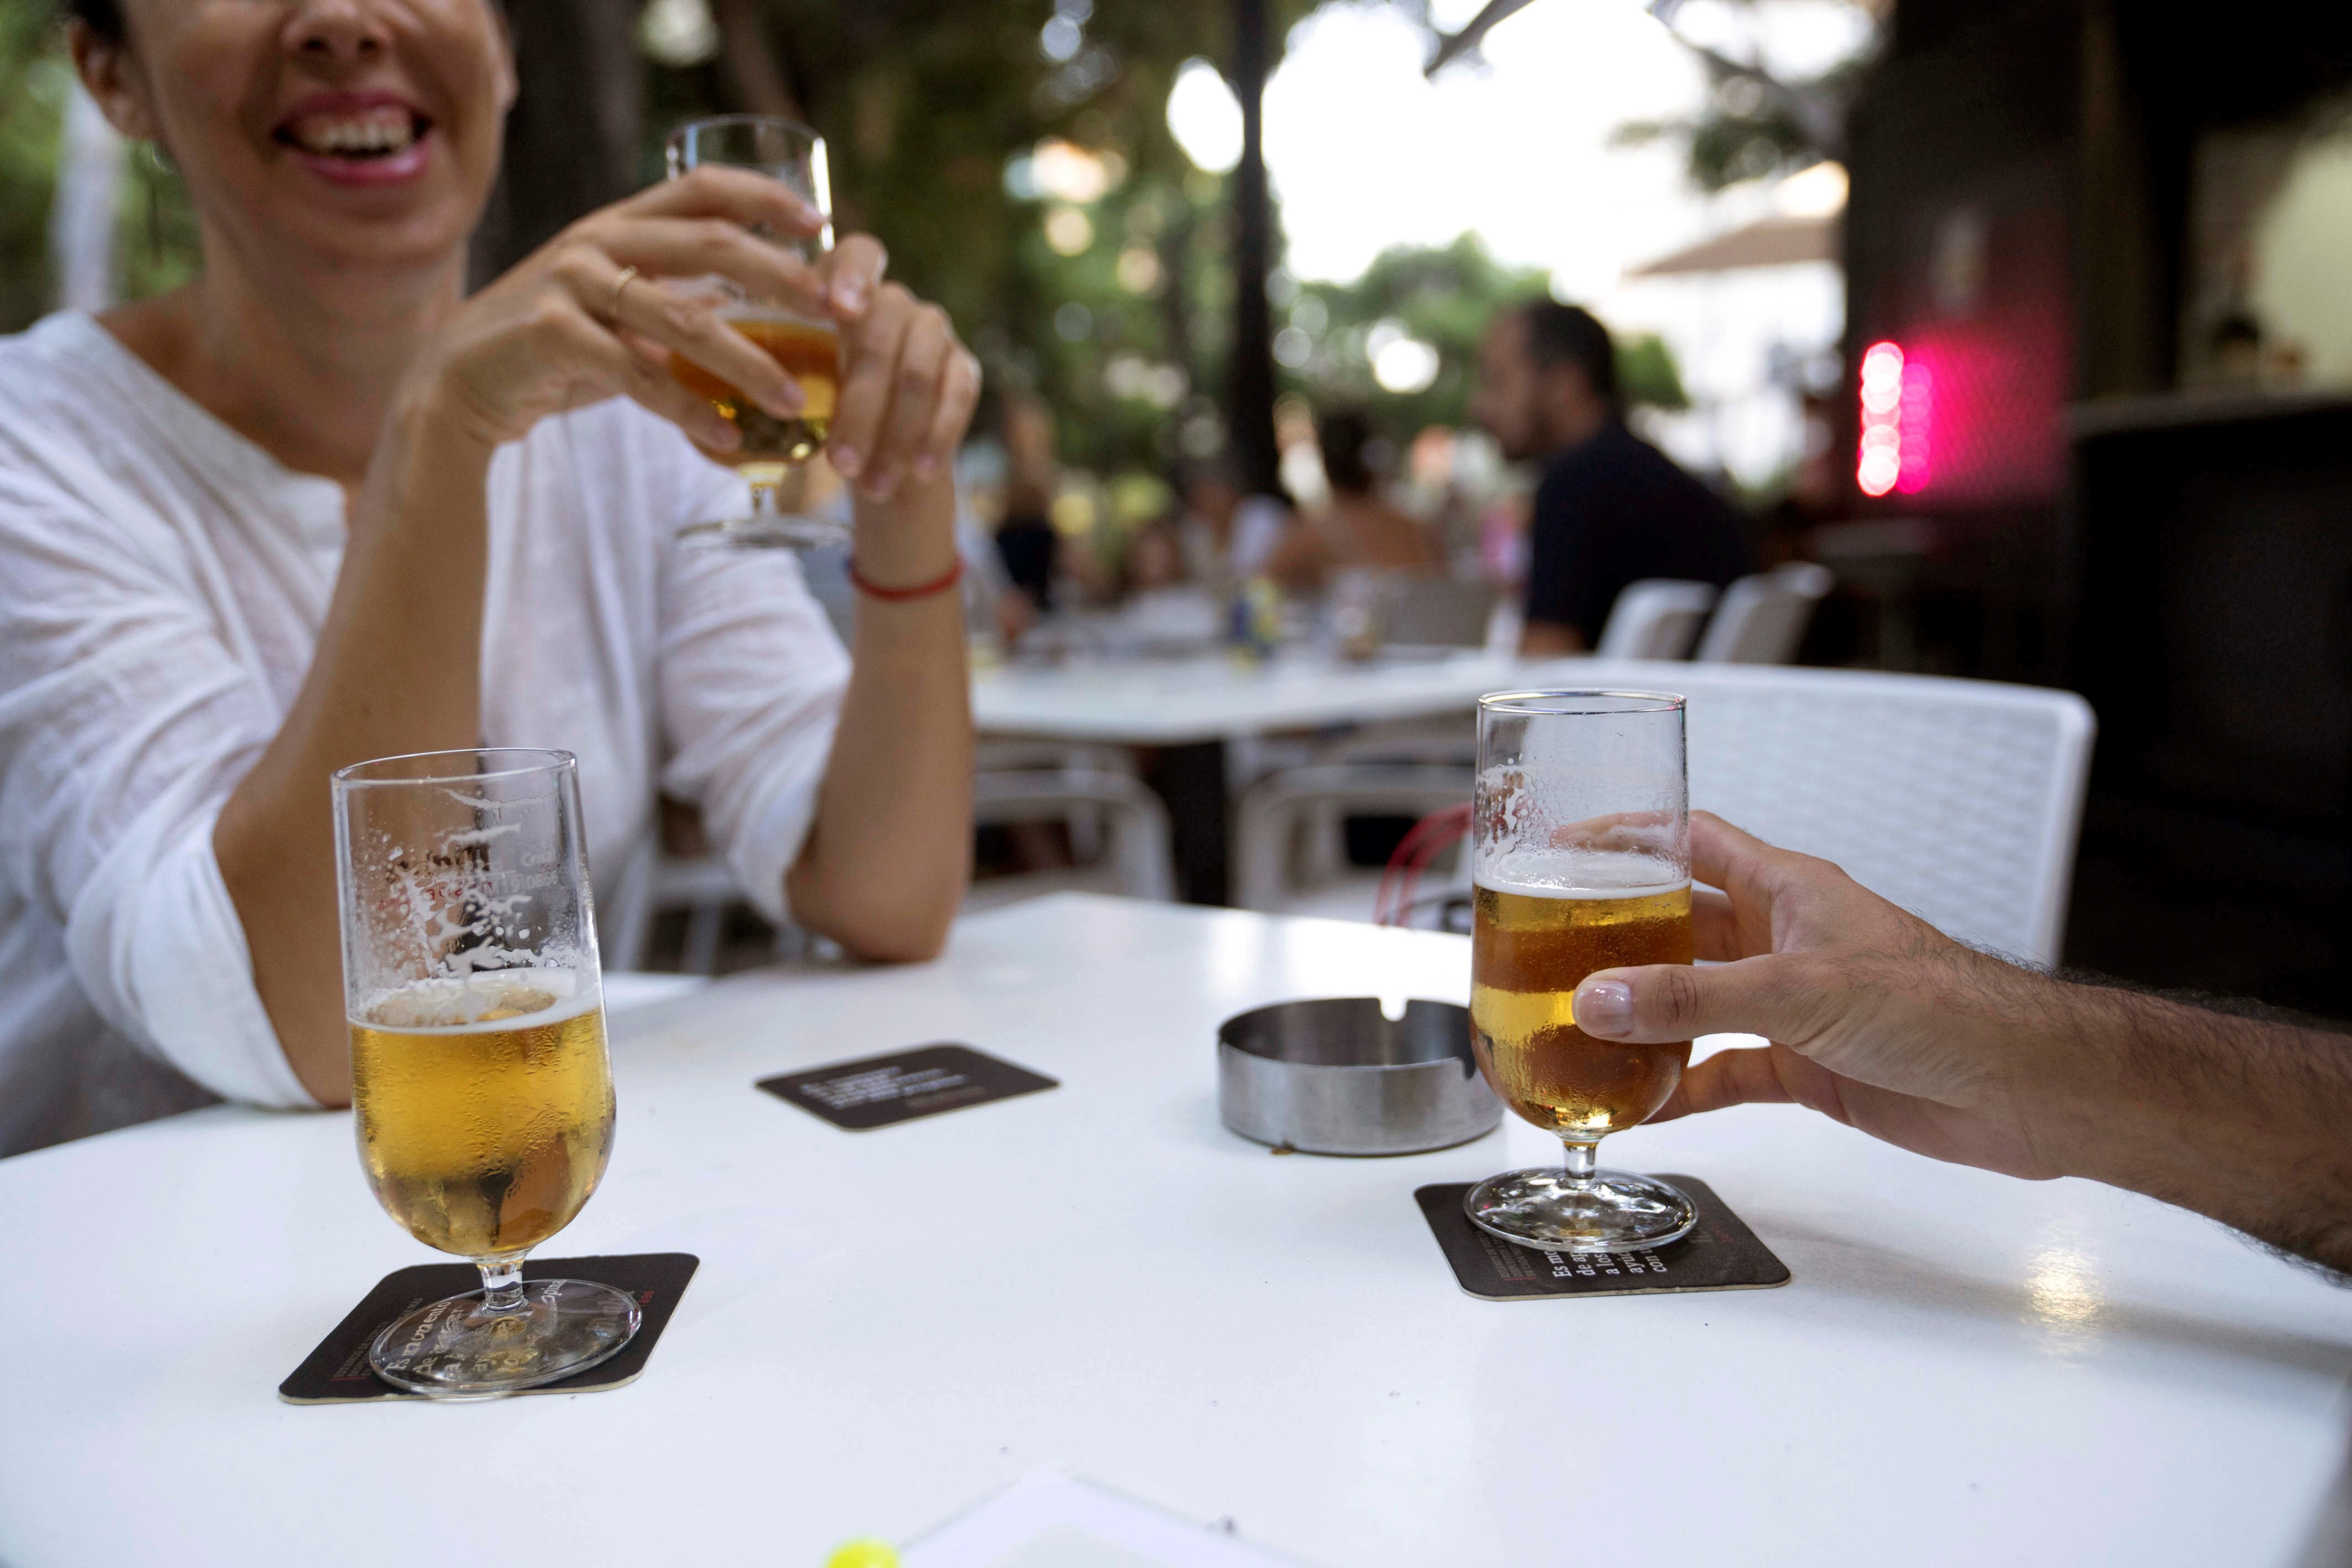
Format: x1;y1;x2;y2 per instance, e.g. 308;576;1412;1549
1569;813;2352;1274
1567;812;2082;1180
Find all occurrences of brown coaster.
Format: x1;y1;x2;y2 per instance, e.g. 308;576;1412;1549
757;1042;1058;1130
1415;1175;1791;1300
279;1252;699;1404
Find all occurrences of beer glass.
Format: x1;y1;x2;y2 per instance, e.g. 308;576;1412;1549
332;749;639;1397
1463;691;1699;1252
666;114;846;551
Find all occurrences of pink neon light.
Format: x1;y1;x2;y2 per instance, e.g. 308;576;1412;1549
1857;340;1904;497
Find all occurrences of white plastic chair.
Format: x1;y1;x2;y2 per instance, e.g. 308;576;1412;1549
1638;661;2094;965
1234;763;1472;914
965;765;1177;911
1594;579;1719;660
1694;563;1834;664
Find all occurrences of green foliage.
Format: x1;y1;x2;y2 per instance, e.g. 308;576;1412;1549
1616;330;1687;411
1613;57;1863;192
0;9;66;332
1276;232;1688;443
645;0;1320;477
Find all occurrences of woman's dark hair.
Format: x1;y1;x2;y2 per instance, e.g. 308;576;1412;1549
1317;408;1378;497
64;0;126;43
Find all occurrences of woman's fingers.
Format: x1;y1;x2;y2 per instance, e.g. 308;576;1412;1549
917;347;983;483
597;216;828;317
817;233;890;323
527;290;741;452
860;307;956;498
827;282;913;491
621;164;826;238
553;247;802;419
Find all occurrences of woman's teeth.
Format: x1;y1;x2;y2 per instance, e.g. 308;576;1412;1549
289;111;418;157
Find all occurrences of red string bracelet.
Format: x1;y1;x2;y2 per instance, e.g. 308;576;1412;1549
847;554;964;601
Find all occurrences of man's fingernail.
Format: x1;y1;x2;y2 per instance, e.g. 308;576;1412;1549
830;444;862;477
703;419;740;451
914;453;940;482
1573;980;1634;1037
834;281;866;312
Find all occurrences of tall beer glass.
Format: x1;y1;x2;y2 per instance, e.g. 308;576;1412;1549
1464;691;1699;1252
666;114;845;551
332;749;639;1397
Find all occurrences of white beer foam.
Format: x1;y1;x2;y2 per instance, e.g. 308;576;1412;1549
1476;875;1692;901
355;968;601;1034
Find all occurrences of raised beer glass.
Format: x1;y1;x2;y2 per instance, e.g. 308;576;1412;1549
1464;691;1699;1253
332;748;639;1397
666;114;846;551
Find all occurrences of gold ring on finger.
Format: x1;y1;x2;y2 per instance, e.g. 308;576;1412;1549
607;265;641;327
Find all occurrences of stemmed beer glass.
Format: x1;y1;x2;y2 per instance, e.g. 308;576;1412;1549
1464;691;1700;1253
333;748;638;1398
665;115;846;551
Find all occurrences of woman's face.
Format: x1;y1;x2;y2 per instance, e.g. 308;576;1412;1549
92;1;515;283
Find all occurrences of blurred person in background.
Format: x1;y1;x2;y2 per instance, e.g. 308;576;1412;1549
1472;300;1749;655
1265;407;1441;593
0;0;981;1155
1175;455;1289;587
992;391;1060;622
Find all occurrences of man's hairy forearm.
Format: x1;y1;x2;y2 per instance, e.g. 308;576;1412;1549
2040;981;2352;1273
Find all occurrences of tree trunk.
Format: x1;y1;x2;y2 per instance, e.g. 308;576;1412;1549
710;0;805;122
1227;0;1280;499
471;0;645;285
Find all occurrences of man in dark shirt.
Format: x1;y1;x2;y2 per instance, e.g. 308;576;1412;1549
1472;301;1750;653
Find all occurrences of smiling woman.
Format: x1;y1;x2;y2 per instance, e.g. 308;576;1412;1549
0;0;982;1155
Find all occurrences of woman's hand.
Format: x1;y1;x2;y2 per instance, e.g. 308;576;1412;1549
397;165;975;473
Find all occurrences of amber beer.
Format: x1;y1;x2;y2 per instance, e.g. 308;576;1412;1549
350;975;615;1261
1471;882;1695;1137
669;310;840;468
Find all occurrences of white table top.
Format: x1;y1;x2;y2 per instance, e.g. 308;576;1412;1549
4;894;2348;1566
973;650;1599;744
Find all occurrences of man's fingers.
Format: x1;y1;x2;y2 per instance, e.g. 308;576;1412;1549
1692;885;1741;960
1645;1046;1795;1124
1571;952;1829;1047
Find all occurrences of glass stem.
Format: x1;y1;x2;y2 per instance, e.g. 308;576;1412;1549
750;480;779;516
1560;1138;1599;1187
477;1256;528;1313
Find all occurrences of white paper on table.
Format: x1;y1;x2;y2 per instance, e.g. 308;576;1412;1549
901;1469;1317;1568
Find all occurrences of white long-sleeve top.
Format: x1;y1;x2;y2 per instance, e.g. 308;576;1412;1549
0;312;848;1156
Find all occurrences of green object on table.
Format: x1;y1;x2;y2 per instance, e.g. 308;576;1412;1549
826;1539;900;1568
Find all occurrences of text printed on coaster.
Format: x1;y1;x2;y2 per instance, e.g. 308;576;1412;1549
1415;1175;1790;1300
279;1252;699;1405
757;1042;1057;1131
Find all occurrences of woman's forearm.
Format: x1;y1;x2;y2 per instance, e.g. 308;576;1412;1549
212;399;497;1105
786;473;974;961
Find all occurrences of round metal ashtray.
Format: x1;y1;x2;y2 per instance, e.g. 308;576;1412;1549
1217;998;1502;1156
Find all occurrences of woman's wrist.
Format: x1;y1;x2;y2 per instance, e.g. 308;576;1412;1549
847;469;961;594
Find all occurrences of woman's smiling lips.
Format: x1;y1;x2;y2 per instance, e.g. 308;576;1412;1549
272;91;435;188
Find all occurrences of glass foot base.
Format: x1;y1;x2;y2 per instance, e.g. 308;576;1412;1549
679;514;851;551
369;1278;642;1399
1464;1167;1697;1253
